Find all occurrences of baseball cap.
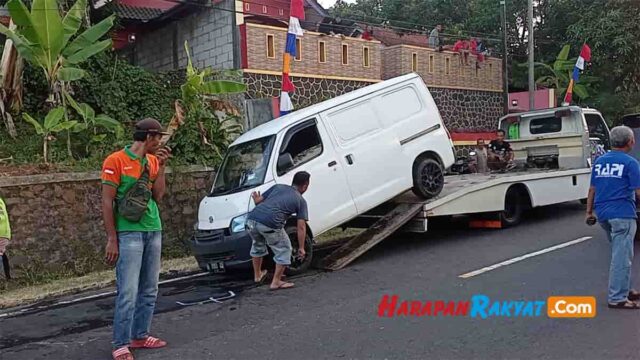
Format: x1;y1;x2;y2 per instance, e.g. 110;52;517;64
134;118;170;136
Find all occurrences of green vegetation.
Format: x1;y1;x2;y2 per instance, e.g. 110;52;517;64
332;0;640;123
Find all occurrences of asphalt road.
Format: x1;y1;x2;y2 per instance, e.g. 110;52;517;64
3;201;640;360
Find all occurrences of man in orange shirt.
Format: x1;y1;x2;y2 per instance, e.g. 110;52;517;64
101;118;171;360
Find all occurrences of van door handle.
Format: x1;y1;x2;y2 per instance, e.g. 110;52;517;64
345;154;354;165
328;161;337;167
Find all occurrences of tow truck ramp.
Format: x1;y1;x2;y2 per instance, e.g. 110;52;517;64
320;169;590;271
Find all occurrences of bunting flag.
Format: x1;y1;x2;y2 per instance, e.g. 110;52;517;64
563;44;591;105
279;0;305;116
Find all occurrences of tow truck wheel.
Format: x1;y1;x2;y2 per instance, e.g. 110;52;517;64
412;157;444;199
499;187;526;227
284;226;313;276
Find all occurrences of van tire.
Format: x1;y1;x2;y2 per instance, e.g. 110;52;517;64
412;157;444;199
499;187;526;227
284;226;313;276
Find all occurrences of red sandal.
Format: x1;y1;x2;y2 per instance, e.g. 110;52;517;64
112;346;134;360
130;336;167;349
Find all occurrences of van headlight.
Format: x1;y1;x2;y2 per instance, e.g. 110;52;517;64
230;214;248;233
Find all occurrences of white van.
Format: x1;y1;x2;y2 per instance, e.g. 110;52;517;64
190;73;456;274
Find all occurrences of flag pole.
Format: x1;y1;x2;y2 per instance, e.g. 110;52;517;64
527;0;535;110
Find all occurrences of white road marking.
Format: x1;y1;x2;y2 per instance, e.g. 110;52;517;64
0;271;208;320
459;236;593;279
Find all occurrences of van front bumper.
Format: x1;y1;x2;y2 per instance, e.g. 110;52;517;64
190;228;253;273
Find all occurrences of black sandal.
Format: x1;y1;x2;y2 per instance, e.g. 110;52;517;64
608;300;640;309
628;290;640;301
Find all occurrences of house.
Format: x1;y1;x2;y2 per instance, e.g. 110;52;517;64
110;0;505;138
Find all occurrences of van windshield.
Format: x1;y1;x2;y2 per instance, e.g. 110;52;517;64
211;135;276;196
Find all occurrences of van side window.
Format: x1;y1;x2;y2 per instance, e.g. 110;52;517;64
278;120;323;175
530;116;562;134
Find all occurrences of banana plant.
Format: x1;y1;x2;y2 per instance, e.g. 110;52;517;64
65;93;123;140
23;108;77;164
0;0;114;97
535;44;598;101
181;40;247;107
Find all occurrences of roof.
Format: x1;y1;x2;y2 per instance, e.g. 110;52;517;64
367;26;429;47
232;73;420;145
113;3;166;20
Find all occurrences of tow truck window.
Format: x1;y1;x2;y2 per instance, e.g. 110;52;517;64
278;120;323;175
585;114;611;150
530;116;562;134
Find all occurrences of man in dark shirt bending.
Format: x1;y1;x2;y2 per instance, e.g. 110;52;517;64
247;171;310;290
488;129;515;171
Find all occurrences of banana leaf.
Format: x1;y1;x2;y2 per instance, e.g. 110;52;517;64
58;67;86;81
202;81;246;95
22;113;43;134
31;0;64;70
62;0;86;46
44;107;65;129
50;120;77;132
6;0;38;44
63;15;115;58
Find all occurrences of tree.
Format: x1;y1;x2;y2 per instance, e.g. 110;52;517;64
535;44;597;103
0;0;117;157
169;41;247;164
22;107;77;164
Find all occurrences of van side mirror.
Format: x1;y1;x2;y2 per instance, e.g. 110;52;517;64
277;153;294;174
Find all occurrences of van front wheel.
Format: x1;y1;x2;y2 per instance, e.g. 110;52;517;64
412;157;444;199
285;226;313;276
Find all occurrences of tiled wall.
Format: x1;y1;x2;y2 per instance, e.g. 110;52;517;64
382;45;503;92
245;23;382;80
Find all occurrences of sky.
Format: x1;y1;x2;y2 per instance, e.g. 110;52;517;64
317;0;355;9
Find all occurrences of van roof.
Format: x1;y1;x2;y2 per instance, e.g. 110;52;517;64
499;106;601;122
232;73;422;146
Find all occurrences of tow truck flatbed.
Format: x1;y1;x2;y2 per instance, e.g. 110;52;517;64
321;168;590;270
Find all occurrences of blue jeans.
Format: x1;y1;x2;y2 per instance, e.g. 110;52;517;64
600;219;637;304
112;231;162;348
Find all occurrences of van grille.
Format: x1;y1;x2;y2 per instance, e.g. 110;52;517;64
194;229;225;243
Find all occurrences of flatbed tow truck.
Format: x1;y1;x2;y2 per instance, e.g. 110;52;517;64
320;106;609;270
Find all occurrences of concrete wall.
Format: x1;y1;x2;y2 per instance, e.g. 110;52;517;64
0;167;215;279
134;0;237;71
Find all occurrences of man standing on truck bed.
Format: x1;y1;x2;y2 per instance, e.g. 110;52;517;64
586;126;640;310
488;129;515;171
248;171;310;290
101;118;171;360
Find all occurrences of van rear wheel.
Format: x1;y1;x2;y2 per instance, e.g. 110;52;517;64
412;157;444;199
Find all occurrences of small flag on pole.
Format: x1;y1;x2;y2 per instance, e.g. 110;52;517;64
563;44;591;105
279;0;305;116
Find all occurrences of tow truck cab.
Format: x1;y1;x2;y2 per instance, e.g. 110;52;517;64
498;107;610;169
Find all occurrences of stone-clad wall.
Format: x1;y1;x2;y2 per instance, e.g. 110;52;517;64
430;88;503;132
0;167;215;279
243;72;374;109
244;72;501;131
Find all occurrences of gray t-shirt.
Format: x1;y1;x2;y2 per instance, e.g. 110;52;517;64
248;184;308;229
429;28;440;48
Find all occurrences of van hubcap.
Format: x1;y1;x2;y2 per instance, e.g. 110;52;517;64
421;163;443;194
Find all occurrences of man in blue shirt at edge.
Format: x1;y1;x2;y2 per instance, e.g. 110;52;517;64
587;126;640;309
247;171;310;290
